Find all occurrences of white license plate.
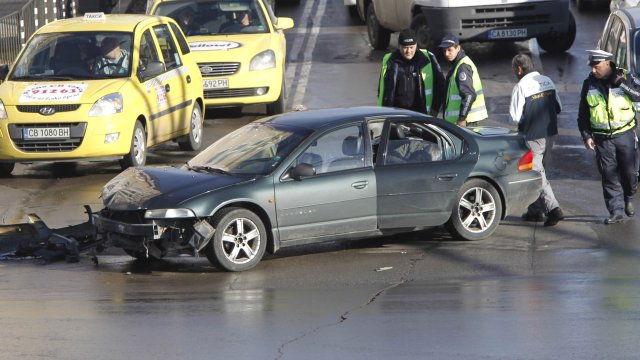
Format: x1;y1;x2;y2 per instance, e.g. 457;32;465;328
203;78;229;90
488;28;527;39
23;127;70;139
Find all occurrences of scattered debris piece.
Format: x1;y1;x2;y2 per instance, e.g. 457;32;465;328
375;266;393;272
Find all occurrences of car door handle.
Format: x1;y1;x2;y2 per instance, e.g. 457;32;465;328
351;180;369;189
186;75;191;83
165;84;171;92
437;173;458;181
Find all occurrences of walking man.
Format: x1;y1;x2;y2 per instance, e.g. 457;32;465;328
578;50;640;224
509;53;564;226
439;34;487;126
378;28;445;116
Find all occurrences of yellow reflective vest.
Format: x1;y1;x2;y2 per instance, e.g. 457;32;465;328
444;56;487;124
586;83;636;136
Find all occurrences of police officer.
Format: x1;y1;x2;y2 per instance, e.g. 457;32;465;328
509;53;564;226
378;28;445;115
439;34;487;127
578;50;640;224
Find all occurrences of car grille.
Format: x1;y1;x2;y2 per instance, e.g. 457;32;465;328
8;122;87;152
17;104;81;113
462;5;549;29
198;62;240;76
204;88;264;99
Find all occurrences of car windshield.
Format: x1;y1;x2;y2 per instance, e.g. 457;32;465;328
9;32;133;81
187;122;311;175
154;0;269;36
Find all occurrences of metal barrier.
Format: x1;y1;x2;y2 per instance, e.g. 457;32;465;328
0;0;77;64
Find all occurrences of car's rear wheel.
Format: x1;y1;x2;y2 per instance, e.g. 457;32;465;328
366;4;390;50
178;103;203;151
0;162;15;177
119;120;146;170
204;208;267;272
446;179;502;241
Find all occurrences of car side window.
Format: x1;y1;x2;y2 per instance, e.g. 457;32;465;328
295;125;365;175
170;23;191;55
616;26;627;69
139;29;161;71
153;24;183;70
383;121;462;165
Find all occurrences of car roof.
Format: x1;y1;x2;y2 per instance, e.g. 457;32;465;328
262;106;426;130
36;14;164;34
617;7;640;28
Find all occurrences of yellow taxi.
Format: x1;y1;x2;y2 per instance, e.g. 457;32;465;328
0;13;204;176
148;0;293;114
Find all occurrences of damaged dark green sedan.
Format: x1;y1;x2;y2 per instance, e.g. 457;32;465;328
92;106;542;271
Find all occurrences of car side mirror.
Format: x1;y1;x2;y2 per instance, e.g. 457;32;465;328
0;64;9;82
289;163;315;180
138;60;165;81
275;17;294;31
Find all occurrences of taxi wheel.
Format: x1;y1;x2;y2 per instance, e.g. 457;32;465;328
267;77;286;115
0;162;15;177
119;120;147;170
178;103;203;151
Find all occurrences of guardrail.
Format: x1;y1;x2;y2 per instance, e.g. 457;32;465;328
0;0;77;64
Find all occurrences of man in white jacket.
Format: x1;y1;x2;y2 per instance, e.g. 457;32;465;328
509;53;564;226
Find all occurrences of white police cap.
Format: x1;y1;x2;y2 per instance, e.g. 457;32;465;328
586;49;613;66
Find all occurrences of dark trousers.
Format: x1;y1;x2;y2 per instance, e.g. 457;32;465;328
594;129;638;215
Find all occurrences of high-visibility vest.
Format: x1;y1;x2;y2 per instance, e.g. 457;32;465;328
378;50;434;113
586;82;636;136
444;56;487;123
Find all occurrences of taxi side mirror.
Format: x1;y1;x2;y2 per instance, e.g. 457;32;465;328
0;64;8;82
138;60;165;82
275;17;294;31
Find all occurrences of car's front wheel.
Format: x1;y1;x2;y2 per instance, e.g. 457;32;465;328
119;120;146;170
178;103;203;151
536;12;576;53
204;208;267;272
366;4;390;50
267;76;286;115
446;179;502;241
410;14;434;51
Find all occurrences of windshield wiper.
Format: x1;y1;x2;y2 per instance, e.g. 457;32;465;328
185;162;231;175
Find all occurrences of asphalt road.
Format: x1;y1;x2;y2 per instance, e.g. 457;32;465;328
3;1;640;359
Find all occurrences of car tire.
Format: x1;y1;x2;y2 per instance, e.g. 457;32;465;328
366;4;390;50
124;249;153;260
410;14;434;51
178;103;203;151
446;178;503;241
204;208;267;272
119;120;146;170
267;76;286;115
536;11;576;53
0;162;15;177
347;5;360;19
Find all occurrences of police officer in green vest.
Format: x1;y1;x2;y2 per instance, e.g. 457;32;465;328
578;50;640;224
378;29;445;115
439;34;487;127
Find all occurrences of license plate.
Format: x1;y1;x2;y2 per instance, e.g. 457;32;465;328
23;127;70;139
203;78;229;90
488;28;527;39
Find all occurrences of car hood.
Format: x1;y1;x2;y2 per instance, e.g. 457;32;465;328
101;166;251;210
0;79;128;106
187;34;274;62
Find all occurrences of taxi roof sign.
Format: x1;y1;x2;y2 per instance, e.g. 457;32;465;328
83;12;106;21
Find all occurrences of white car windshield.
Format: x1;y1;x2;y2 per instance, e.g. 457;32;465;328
9;32;133;80
154;0;269;36
186;122;311;175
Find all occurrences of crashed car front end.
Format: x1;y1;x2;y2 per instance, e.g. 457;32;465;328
93;207;215;259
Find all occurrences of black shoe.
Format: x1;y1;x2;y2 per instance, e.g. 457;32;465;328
604;214;624;225
625;201;635;217
544;207;565;227
522;212;544;222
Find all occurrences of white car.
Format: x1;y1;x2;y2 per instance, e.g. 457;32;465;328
610;0;640;11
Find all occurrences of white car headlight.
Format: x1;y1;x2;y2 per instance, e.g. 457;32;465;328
88;93;123;117
144;208;197;219
250;50;276;71
0;99;7;119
